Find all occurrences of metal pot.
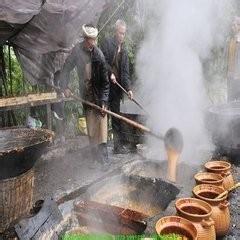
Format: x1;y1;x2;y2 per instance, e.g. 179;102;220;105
0;128;54;180
120;99;147;147
206;101;240;158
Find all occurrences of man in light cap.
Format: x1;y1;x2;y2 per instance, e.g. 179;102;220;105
100;19;133;154
227;17;240;101
59;24;110;170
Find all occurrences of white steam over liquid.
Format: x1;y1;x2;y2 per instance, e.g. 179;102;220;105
135;0;236;163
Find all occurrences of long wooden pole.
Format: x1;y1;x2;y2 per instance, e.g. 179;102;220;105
69;92;163;140
50;85;185;151
115;81;148;114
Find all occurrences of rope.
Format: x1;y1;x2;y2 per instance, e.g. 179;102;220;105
98;0;136;46
98;0;126;34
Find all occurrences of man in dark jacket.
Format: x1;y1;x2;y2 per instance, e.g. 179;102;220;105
101;19;133;154
60;24;110;169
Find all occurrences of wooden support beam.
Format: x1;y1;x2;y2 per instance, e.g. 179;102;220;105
0;92;57;108
46;103;52;130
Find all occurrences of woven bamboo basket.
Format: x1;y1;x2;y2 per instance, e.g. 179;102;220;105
0;169;34;233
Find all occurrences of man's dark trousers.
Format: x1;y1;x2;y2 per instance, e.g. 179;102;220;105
109;89;123;149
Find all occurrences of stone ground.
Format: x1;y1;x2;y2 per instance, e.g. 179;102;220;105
222;164;240;240
31;136;240;239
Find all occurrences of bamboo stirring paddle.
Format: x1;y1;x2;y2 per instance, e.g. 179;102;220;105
51;85;184;183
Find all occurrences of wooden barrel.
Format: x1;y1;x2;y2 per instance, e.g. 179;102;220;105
0;169;34;233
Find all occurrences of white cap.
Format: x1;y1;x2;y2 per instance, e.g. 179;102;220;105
82;24;98;39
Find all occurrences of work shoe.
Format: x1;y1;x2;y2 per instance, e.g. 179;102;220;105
128;143;138;154
113;145;131;154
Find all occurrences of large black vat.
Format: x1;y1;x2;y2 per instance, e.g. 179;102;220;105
206;101;240;158
120;99;147;149
0;128;54;180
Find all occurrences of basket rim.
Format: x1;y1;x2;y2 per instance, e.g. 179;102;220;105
0;168;34;183
0;127;54;154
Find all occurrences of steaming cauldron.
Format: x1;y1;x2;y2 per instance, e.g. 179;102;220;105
0;128;54;180
206;101;240;159
120;99;147;148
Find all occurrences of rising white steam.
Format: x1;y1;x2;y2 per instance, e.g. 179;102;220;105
135;0;237;163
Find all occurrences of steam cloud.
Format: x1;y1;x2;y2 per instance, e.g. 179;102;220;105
135;0;237;163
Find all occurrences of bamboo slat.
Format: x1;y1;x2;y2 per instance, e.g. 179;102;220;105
0;92;57;108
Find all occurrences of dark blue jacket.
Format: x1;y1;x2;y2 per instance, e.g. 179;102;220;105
100;37;131;98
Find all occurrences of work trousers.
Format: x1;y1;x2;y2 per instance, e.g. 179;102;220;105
86;109;108;145
109;94;123;147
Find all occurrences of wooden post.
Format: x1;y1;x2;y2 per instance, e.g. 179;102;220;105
46;103;52;130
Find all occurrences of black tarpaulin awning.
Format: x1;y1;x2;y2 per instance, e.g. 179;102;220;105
0;0;109;86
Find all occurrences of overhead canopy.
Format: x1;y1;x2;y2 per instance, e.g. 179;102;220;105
0;0;110;86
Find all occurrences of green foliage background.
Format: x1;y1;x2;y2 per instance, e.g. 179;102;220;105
1;1;144;133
